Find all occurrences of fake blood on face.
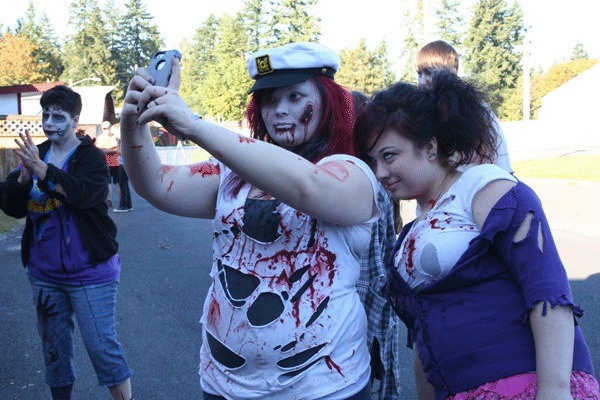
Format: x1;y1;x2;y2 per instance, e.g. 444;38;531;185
299;103;314;124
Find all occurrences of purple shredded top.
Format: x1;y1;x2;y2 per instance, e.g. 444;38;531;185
387;181;595;400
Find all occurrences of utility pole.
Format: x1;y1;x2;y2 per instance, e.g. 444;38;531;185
522;40;531;121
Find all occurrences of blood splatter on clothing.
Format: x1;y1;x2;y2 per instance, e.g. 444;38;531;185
189;162;220;177
199;155;378;399
396;165;518;290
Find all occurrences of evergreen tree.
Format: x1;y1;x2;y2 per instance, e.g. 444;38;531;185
399;0;424;82
109;0;163;102
463;0;524;117
180;14;221;114
61;0;117;88
15;1;64;81
337;39;396;96
570;41;589;60
103;0;124;99
435;0;465;49
270;0;320;45
241;0;272;52
198;14;251;124
103;0;122;62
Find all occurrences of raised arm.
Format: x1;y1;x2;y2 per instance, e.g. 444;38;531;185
127;58;376;226
120;65;220;219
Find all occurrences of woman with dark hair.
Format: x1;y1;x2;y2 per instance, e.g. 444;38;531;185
120;42;378;399
0;85;132;400
354;71;598;400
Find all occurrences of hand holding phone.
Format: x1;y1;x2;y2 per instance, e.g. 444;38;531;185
147;50;182;87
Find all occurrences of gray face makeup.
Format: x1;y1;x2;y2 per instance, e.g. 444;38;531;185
42;106;71;138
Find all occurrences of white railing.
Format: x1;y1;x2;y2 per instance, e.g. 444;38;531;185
155;142;195;165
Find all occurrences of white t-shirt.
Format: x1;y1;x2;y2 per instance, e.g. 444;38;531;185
396;164;517;290
457;105;512;173
200;154;378;399
490;109;512;173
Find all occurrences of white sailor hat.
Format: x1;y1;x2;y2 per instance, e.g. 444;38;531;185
247;42;339;93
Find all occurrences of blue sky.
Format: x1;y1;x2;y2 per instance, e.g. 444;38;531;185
1;0;598;74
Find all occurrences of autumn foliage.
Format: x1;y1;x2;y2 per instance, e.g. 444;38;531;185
0;33;48;86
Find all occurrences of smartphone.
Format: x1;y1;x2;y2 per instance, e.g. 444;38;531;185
147;50;182;86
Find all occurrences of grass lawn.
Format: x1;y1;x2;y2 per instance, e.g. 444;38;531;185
513;152;600;182
1;153;597;236
189;148;212;163
188;148;600;182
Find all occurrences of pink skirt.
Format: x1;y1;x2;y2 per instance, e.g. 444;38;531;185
446;371;599;400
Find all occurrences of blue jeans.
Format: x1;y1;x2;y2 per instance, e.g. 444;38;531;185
28;273;132;387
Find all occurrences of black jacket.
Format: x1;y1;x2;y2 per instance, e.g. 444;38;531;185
0;136;118;267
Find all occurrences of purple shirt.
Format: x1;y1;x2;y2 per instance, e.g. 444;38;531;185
387;181;595;400
26;151;120;286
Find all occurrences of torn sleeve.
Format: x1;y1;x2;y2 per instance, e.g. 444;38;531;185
483;182;583;319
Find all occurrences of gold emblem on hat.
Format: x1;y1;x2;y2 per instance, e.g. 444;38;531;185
256;55;273;75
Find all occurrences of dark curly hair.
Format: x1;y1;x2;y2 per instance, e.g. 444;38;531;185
354;70;497;169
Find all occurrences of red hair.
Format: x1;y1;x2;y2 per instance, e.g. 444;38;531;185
226;76;356;197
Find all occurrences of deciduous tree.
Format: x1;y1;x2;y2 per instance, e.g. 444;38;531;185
0;33;46;85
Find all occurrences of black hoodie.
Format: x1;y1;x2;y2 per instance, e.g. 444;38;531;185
1;135;118;267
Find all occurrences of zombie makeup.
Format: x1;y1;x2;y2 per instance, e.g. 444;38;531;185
260;80;323;149
42;106;73;140
299;104;314;124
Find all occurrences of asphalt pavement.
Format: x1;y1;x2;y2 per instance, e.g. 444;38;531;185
0;191;216;399
1;181;599;399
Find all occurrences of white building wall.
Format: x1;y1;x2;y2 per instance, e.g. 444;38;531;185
21;93;43;116
538;63;600;136
0;93;19;115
